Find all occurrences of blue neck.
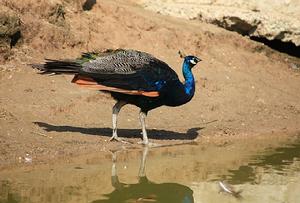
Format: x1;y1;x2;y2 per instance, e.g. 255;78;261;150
182;61;195;96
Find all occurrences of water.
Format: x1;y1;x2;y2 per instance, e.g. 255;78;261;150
1;135;300;203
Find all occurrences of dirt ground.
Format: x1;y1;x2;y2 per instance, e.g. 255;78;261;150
0;0;300;169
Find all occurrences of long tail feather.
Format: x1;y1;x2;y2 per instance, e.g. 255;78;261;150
31;59;81;74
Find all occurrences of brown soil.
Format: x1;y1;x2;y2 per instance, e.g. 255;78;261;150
0;0;300;169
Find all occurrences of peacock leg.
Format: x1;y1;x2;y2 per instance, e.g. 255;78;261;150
138;146;148;178
110;100;129;143
110;150;123;189
138;111;162;146
138;111;150;145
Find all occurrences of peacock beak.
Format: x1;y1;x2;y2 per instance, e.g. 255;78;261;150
195;57;202;63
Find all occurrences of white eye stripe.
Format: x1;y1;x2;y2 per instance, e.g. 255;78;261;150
190;59;197;65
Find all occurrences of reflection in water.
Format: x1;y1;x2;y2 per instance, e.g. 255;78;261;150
1;135;300;203
0;180;20;203
224;137;300;184
92;147;194;203
253;137;300;170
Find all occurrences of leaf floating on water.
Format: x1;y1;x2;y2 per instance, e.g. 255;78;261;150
219;181;242;199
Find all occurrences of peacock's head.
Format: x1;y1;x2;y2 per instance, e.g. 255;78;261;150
184;55;202;68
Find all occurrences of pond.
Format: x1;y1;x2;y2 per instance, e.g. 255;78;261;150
0;134;300;203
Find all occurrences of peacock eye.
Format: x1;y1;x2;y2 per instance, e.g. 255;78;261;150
190;59;197;65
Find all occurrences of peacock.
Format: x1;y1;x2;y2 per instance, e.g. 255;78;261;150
32;49;201;145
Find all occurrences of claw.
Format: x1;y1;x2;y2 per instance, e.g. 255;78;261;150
109;135;132;144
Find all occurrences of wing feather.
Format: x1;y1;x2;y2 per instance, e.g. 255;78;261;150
78;49;179;91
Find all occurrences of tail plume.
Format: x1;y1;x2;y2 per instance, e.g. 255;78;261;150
31;59;81;74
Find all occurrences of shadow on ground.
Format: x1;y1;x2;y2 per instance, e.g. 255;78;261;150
34;122;203;140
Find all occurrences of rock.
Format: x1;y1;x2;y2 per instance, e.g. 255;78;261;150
140;0;300;46
0;9;21;45
82;0;97;11
0;5;21;60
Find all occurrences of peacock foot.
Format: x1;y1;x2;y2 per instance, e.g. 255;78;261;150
109;135;132;144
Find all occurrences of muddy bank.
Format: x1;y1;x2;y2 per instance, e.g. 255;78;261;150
0;0;300;168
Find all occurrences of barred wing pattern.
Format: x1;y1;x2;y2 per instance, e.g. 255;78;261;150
79;49;179;91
